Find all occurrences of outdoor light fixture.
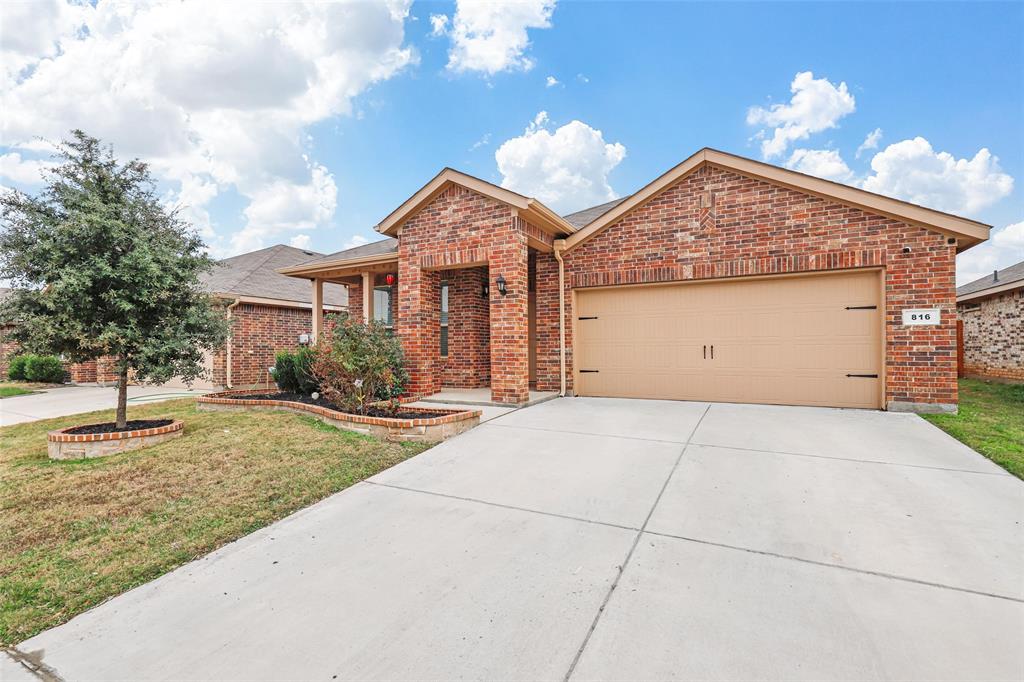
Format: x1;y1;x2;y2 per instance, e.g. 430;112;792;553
481;281;490;298
385;273;396;286
496;275;508;296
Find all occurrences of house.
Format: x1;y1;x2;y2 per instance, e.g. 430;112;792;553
2;245;347;388
282;148;990;413
956;260;1024;381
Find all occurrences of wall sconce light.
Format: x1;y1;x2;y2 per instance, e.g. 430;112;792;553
496;275;508;296
385;273;396;286
481;281;490;298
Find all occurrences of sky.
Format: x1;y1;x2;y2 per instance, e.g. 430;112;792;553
1;0;1022;287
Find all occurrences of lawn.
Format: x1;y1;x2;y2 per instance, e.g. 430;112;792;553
0;381;52;398
0;398;430;645
923;378;1024;479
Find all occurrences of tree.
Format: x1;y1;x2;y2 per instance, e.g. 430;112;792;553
0;131;228;429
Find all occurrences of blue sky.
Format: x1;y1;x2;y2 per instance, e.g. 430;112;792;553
1;1;1021;285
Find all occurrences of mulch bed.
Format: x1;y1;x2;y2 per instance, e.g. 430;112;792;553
233;393;452;420
64;419;175;435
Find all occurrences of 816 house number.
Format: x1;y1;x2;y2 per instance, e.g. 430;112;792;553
902;308;940;326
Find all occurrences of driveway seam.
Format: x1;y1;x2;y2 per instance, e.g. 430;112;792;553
562;403;713;682
642;530;1024;604
488;422;691;445
362;481;642;532
689;441;1013;477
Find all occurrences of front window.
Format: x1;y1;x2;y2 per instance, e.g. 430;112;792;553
373;286;393;326
440;281;449;356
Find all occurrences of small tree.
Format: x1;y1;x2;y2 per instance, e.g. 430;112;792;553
0;131;228;429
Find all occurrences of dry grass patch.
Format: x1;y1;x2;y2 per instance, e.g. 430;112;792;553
0;398;430;644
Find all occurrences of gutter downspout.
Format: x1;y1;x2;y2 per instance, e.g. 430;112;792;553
225;298;240;388
553;239;567;397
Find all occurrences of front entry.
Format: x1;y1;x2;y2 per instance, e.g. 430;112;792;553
574;269;883;409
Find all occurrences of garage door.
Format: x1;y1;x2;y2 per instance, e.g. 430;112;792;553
574;270;882;409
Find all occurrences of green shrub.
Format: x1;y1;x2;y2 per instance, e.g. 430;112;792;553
23;354;65;383
272;348;319;395
7;354;30;381
294;346;318;395
310;318;408;414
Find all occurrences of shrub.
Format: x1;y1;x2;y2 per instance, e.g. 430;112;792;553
309;317;408;414
7;354;29;381
273;348;320;395
23;354;65;383
293;346;318;395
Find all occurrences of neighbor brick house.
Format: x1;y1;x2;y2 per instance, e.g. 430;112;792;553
282;148;990;413
956;260;1024;381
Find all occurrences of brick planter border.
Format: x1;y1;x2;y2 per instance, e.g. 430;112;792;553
48;420;184;460
197;389;481;442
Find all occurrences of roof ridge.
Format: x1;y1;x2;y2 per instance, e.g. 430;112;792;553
219;244;287;294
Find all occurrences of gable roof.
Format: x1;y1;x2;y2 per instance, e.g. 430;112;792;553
562;148;991;253
289;238;398;269
204;244;347;307
562;197;632;229
375;168;577;238
957;259;1024;302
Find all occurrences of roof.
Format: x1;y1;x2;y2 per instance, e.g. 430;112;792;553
203;244;347;307
957;259;1024;302
295;238;398;268
563;148;991;253
562;197;632;229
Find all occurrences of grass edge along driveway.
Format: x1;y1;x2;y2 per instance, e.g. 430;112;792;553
923;378;1024;479
0;397;430;645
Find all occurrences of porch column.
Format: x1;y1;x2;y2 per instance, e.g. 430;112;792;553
362;271;374;323
311;278;324;342
396;259;441;398
489;239;530;405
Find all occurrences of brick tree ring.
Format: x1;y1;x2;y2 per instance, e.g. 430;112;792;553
47;420;185;460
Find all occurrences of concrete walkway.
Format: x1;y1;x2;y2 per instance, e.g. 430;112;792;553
7;398;1023;680
0;385;210;427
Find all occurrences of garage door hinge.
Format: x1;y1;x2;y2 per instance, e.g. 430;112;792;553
845;305;877;310
579;369;599;373
577;316;599;320
846;373;879;378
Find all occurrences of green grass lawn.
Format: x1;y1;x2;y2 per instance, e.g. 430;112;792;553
0;398;430;645
0;381;52;398
923;378;1024;479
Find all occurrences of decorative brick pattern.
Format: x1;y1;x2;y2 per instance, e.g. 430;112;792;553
535;164;959;409
958;290;1024;381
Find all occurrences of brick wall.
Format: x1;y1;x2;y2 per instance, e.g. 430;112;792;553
958;290;1024;381
217;303;326;388
439;266;490;388
346;273;398;325
535;164;959;409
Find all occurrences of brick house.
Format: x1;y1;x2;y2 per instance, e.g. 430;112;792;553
956;260;1024;382
1;245;347;388
282;148;990;413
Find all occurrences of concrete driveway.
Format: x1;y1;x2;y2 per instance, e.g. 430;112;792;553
8;398;1023;681
0;385;210;426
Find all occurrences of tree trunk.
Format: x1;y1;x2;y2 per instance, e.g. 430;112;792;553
115;362;129;429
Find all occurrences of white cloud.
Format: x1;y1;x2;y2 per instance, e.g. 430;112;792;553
747;71;856;158
342;234;371;251
289;234;313;249
856;127;883;158
786;148;853;182
956;221;1024;286
545;75;560;88
468;133;491;151
0;152;57;185
429;13;449;36
445;0;555;75
576;73;589;84
861;137;1014;214
1;0;416;256
495;111;626;212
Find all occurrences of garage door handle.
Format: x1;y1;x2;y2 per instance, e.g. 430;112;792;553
711;344;714;359
845;305;877;310
846;373;878;378
579;369;599;373
703;345;706;359
578;316;599;320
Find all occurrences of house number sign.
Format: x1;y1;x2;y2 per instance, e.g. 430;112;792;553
902;308;940;325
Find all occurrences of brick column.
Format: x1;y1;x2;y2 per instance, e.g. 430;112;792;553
397;259;441;399
347;281;363;321
489;238;530;404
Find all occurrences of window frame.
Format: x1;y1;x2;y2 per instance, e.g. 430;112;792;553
440;280;449;357
373;285;393;328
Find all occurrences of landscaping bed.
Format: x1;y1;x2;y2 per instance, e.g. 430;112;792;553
232;392;451;420
198;389;480;442
48;419;184;460
0;397;430;644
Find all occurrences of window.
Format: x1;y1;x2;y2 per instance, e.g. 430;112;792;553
440;281;449;356
373;286;393;326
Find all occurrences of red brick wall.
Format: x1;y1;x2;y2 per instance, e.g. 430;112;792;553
958;290;1024;381
439;266;490;388
536;164;959;409
346;274;398;325
217;303;326;388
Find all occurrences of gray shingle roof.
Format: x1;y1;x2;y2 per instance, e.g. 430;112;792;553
203;245;347;307
296;237;399;267
561;197;632;229
957;259;1024;298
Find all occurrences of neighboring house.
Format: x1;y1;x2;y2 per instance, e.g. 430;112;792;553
2;245;347;388
281;148;990;413
956;260;1024;381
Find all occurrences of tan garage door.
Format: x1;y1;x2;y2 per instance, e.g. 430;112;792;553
575;270;882;409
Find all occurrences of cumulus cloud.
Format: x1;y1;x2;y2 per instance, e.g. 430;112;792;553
341;234;372;251
289;234;313;250
786;148;853;182
956;221;1024;286
429;13;449;36
443;0;555;75
0;0;416;256
495;111;626;212
856;127;883;158
861;137;1013;214
545;75;560;88
747;71;856;158
0;152;57;185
